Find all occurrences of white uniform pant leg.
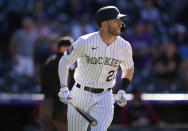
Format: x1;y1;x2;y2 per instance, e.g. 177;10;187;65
67;84;91;131
90;91;114;131
67;104;89;131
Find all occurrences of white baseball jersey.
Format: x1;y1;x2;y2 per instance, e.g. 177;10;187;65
58;31;133;89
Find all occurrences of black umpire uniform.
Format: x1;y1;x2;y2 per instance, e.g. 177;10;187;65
39;36;74;131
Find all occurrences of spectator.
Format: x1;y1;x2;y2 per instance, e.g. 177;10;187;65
173;24;187;47
173;24;188;61
154;41;182;91
51;14;70;36
34;14;52;40
140;0;160;22
70;14;96;40
124;21;154;70
34;33;59;83
9;17;37;78
69;0;85;17
120;89;164;127
179;40;188;60
34;33;60;66
26;0;46;19
38;36;74;131
180;59;188;91
144;20;159;59
169;0;188;22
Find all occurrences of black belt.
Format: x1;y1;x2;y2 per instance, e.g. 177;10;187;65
76;83;111;94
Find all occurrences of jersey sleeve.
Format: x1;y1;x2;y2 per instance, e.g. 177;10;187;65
63;38;85;64
58;38;85;86
120;43;134;69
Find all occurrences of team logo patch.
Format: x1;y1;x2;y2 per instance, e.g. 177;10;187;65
67;45;73;55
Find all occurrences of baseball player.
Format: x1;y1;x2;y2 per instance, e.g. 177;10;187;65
58;6;134;131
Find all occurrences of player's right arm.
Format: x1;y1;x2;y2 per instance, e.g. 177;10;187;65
58;38;85;87
58;38;85;104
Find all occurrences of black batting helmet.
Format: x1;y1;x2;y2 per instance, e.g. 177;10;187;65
95;6;126;32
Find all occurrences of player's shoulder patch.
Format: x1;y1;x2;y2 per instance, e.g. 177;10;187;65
67;45;73;55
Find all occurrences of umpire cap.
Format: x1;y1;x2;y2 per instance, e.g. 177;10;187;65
57;36;74;48
95;6;126;28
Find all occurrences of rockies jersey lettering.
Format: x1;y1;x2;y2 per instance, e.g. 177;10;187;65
85;55;122;67
59;31;134;89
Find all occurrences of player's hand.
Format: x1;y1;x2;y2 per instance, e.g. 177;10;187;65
117;90;127;107
58;87;72;104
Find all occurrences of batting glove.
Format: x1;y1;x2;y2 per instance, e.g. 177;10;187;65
117;90;127;107
58;87;72;104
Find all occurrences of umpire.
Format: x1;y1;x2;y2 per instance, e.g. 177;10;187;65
39;36;74;131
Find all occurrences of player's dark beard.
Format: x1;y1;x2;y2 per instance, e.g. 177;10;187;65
107;23;120;36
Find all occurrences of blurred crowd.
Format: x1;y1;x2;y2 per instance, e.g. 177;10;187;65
0;0;188;94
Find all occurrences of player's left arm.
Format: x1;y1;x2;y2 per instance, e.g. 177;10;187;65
116;66;134;107
120;42;134;91
117;42;134;107
120;66;134;91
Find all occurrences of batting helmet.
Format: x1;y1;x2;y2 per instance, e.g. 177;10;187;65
95;6;126;32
